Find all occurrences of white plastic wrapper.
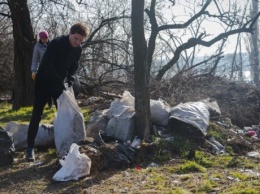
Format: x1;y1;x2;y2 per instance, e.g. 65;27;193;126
53;143;91;181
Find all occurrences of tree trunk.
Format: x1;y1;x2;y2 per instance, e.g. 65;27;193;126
8;0;34;109
251;0;259;86
131;0;150;140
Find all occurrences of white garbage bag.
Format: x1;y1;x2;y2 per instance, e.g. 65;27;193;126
104;91;136;141
85;110;108;138
106;115;135;142
150;99;170;126
54;86;85;156
5;122;54;150
53;143;91;181
169;101;210;135
107;91;135;119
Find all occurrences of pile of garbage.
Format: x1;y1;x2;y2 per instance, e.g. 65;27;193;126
86;91;220;143
211;119;260;155
3;89;260;182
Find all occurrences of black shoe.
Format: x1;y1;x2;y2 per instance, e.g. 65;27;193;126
25;147;35;162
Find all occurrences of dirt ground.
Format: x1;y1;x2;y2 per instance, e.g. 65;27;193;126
1;76;260;193
1;136;260;194
1;123;260;193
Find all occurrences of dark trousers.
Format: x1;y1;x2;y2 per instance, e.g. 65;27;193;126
27;76;64;148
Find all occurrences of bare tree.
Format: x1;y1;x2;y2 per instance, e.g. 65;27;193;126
129;0;260;139
230;0;250;80
131;0;151;140
0;22;13;98
145;0;260;81
3;0;35;109
251;0;259;86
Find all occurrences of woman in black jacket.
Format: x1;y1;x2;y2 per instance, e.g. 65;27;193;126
26;22;89;162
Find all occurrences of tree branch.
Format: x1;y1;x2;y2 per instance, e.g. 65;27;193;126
158;0;212;31
156;13;260;81
82;15;130;48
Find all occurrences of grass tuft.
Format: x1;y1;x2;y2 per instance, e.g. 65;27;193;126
176;161;206;174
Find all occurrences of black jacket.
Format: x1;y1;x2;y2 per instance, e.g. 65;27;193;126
37;35;82;83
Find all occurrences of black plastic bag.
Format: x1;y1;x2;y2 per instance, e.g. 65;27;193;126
0;126;15;166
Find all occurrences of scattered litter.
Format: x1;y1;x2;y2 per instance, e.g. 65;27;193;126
247;151;260;158
130;136;141;148
136;166;142;170
147;162;159;167
239;169;260;177
245;131;257;137
209;177;220;181
207;136;225;154
29;161;44;166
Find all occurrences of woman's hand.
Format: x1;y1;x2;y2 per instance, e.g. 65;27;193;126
32;72;36;80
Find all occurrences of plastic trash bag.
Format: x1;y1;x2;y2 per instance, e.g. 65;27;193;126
0;127;15;166
53;143;91;181
5;122;54;150
101;143;135;170
105;91;135;142
106;116;135;142
106;91;135;119
86;110;109;138
72;74;81;97
54;86;85;156
169;101;210;135
150;99;170;126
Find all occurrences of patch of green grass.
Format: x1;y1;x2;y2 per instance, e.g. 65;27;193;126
194;151;213;168
226;156;255;169
197;179;212;192
207;122;228;140
179;175;191;181
169;134;199;156
225;145;235;155
230;171;249;181
147;172;165;185
152;137;174;162
210;172;224;180
232;189;258;194
227;157;241;168
0;103;55;127
207;123;222;139
221;180;260;193
240;157;257;169
82;107;92;122
176;161;206;174
0;102;91;128
143;170;173;192
163;165;178;174
211;155;233;167
155;154;172;162
47;148;57;156
167;188;188;194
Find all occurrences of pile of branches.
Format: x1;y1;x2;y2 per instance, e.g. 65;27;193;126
156;75;260;128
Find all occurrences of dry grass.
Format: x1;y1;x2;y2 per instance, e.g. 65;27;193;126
1;149;260;193
1;76;260;193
